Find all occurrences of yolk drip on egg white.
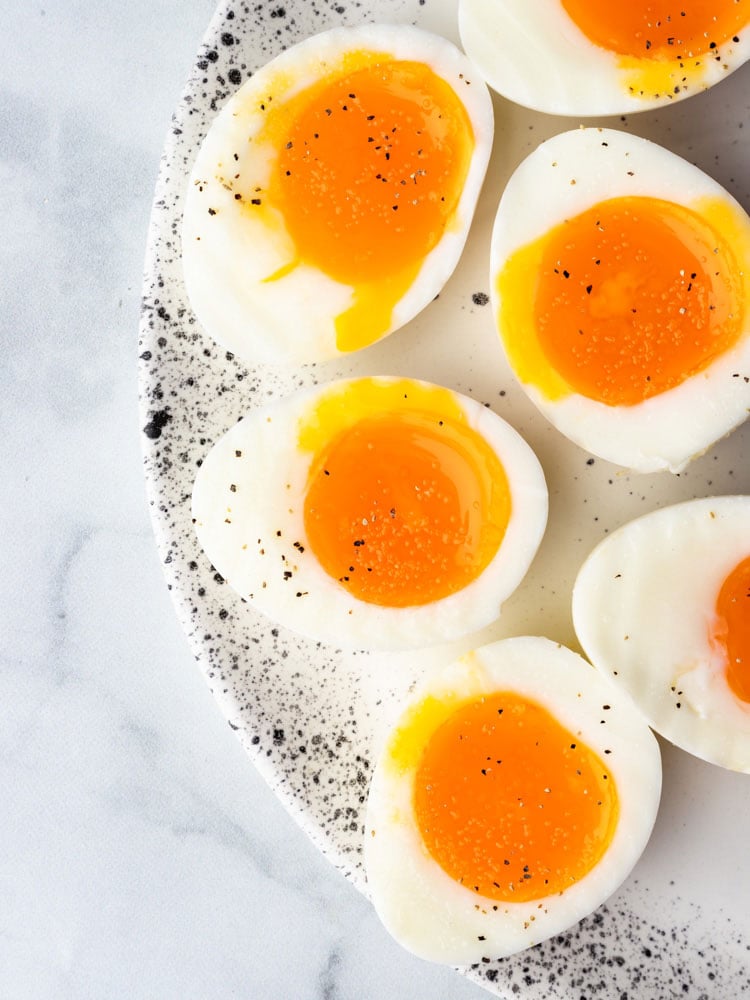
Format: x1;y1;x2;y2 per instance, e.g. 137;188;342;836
713;554;750;703
248;53;474;352
411;692;619;903
560;1;749;100
299;379;510;608
183;26;494;366
497;194;747;406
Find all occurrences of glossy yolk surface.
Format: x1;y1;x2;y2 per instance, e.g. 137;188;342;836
498;195;745;406
561;1;747;59
413;692;619;902
265;57;474;352
302;402;510;608
714;554;750;703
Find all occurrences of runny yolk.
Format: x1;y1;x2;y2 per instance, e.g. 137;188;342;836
266;58;474;352
560;1;747;60
714;554;750;703
302;410;510;608
413;693;619;902
497;195;745;406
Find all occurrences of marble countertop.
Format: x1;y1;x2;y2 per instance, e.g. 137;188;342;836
1;2;488;997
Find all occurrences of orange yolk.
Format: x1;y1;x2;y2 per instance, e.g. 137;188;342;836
561;1;747;60
498;195;745;406
413;693;619;902
303;410;510;608
559;2;749;101
714;554;750;703
264;58;474;352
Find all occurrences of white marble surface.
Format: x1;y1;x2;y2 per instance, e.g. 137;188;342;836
0;3;488;997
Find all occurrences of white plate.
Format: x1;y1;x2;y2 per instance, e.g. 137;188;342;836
139;2;750;995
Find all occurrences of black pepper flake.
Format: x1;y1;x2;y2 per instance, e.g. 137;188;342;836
208;207;217;216
251;198;261;205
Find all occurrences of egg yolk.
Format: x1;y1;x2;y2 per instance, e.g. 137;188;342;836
413;692;619;903
262;57;474;352
303;410;510;608
714;554;750;703
561;1;747;60
497;195;746;406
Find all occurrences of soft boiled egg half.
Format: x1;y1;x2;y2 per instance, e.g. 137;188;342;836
459;0;750;115
191;377;548;651
182;25;494;366
365;637;662;963
573;495;750;773
491;127;750;473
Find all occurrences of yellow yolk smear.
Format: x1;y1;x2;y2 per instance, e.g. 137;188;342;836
300;380;510;608
264;57;474;353
413;692;619;903
561;2;749;99
497;195;746;406
714;554;750;703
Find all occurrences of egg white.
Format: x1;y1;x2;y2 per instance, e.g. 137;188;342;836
181;24;494;366
573;495;750;773
191;377;548;651
490;127;750;473
364;636;662;964
459;0;750;115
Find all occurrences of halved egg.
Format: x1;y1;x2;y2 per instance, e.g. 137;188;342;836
573;495;750;773
182;24;494;366
491;127;750;473
459;0;750;115
364;636;662;963
191;377;547;651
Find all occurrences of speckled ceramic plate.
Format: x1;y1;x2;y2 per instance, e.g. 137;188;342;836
139;2;750;996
